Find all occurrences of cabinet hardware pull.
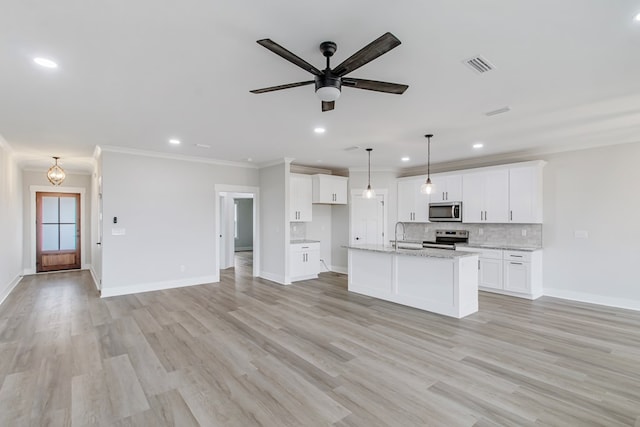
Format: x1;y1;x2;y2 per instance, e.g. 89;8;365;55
510;255;523;258
446;191;448;200
485;211;488;221
510;210;513;221
510;262;523;265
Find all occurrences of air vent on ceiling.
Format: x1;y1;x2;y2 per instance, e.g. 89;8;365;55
463;55;495;74
344;145;361;152
485;106;511;117
195;143;211;149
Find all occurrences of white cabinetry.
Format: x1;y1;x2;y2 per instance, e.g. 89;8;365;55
462;169;509;223
290;174;312;222
456;247;542;299
397;177;429;222
290;242;320;282
509;163;544;223
430;174;463;203
312;174;348;204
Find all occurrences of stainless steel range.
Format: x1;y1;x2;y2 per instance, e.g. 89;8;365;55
422;230;469;250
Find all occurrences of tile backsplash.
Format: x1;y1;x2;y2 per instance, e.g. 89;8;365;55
401;222;542;248
290;222;306;240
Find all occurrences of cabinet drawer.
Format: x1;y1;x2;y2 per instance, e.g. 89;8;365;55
503;251;532;262
290;242;320;253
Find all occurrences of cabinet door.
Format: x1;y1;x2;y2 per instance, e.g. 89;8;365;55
503;261;530;293
397;179;417;222
305;250;320;276
445;174;463;201
290;174;312;222
414;184;430;222
290;250;306;278
479;258;503;289
462;173;484;222
483;169;509;223
429;175;447;203
332;177;348;204
509;166;541;223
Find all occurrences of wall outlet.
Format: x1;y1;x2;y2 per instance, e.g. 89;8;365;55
574;230;589;239
521;229;527;237
180;265;186;272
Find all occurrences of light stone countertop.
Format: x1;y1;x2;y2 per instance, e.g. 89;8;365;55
290;239;321;244
458;243;542;252
345;244;477;259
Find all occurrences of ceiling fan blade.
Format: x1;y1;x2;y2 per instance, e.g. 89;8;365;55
322;101;335;112
250;81;315;94
332;32;401;77
257;39;323;76
342;78;408;94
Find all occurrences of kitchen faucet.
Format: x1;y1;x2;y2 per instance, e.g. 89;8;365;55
394;221;406;250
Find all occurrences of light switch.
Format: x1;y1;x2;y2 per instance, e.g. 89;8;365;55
112;228;126;236
574;230;588;239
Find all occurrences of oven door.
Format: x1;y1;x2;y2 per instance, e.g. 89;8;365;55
429;202;462;222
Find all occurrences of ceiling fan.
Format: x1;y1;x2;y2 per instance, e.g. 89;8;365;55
250;32;409;112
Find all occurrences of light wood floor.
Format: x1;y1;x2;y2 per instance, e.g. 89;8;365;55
1;262;640;426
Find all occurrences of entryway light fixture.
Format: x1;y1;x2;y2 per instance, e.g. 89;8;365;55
47;156;66;186
420;134;434;195
363;148;376;199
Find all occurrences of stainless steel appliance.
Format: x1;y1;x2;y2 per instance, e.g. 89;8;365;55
422;230;469;250
429;201;462;222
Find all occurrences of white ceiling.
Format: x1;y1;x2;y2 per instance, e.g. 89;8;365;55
2;0;640;172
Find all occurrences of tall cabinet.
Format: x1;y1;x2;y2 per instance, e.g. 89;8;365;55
290;173;312;222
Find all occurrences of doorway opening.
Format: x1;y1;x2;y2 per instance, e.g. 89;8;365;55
36;192;81;272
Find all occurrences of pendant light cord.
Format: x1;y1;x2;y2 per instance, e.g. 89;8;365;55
366;148;372;187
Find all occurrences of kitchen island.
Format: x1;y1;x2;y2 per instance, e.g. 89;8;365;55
347;245;479;318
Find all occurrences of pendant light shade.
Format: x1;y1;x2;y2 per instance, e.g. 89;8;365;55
362;148;376;199
420;134;434;195
47;156;66;186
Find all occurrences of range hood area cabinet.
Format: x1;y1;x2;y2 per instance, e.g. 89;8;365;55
429;173;463;203
290;173;313;222
312;174;348;204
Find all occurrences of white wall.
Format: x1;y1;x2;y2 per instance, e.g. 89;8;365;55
259;161;290;284
540;142;640;309
0;142;23;304
21;170;92;273
234;198;253;250
307;204;332;271
331;204;349;273
100;150;258;296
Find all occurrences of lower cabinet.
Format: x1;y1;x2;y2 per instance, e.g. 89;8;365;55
290;242;320;282
457;247;543;299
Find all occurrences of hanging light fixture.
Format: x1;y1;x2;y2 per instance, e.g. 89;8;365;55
420;134;434;194
47;156;66;186
362;148;376;199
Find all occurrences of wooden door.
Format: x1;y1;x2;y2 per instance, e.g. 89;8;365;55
36;192;81;272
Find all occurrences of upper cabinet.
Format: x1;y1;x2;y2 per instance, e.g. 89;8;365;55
508;163;544;223
397;176;429;222
290;173;312;222
462;169;509;223
312;174;348;204
429;174;463;203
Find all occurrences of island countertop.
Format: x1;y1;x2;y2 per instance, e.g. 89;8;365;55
345;244;477;259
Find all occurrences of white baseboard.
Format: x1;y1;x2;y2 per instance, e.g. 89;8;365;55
330;265;348;275
259;271;289;285
89;266;101;291
544;288;640;312
100;275;219;298
23;268;35;275
0;274;23;307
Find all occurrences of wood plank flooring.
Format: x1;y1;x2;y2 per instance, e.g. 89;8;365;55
1;261;640;426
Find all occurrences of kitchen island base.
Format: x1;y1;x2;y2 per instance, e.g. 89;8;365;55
347;247;479;318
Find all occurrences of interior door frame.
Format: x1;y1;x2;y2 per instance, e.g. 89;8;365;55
36;191;81;272
29;186;87;275
214;184;260;278
349;189;388;246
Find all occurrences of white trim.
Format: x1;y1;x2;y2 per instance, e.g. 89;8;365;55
544;288;640;312
100;145;258;169
214;184;260;278
29;186;87;274
259;271;289;285
330;265;348;275
234;246;253;252
348;167;399;174
0;274;23;307
259;157;294;169
100;275;219;298
89;265;101;291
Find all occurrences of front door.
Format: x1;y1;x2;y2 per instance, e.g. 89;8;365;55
36;192;81;272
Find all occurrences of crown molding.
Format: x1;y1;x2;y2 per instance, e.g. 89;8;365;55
348;167;400;174
258;157;294;169
99;145;258;169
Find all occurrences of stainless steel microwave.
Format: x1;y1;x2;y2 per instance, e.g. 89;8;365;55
429;201;462;222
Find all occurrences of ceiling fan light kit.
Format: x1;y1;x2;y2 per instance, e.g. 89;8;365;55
251;32;408;111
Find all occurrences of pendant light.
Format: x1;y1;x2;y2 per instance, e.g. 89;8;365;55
47;156;66;186
362;148;376;199
420;134;434;195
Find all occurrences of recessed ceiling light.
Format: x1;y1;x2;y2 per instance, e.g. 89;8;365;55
33;57;58;68
401;157;410;162
314;127;326;134
169;139;181;145
635;12;640;21
473;143;484;149
246;158;253;162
